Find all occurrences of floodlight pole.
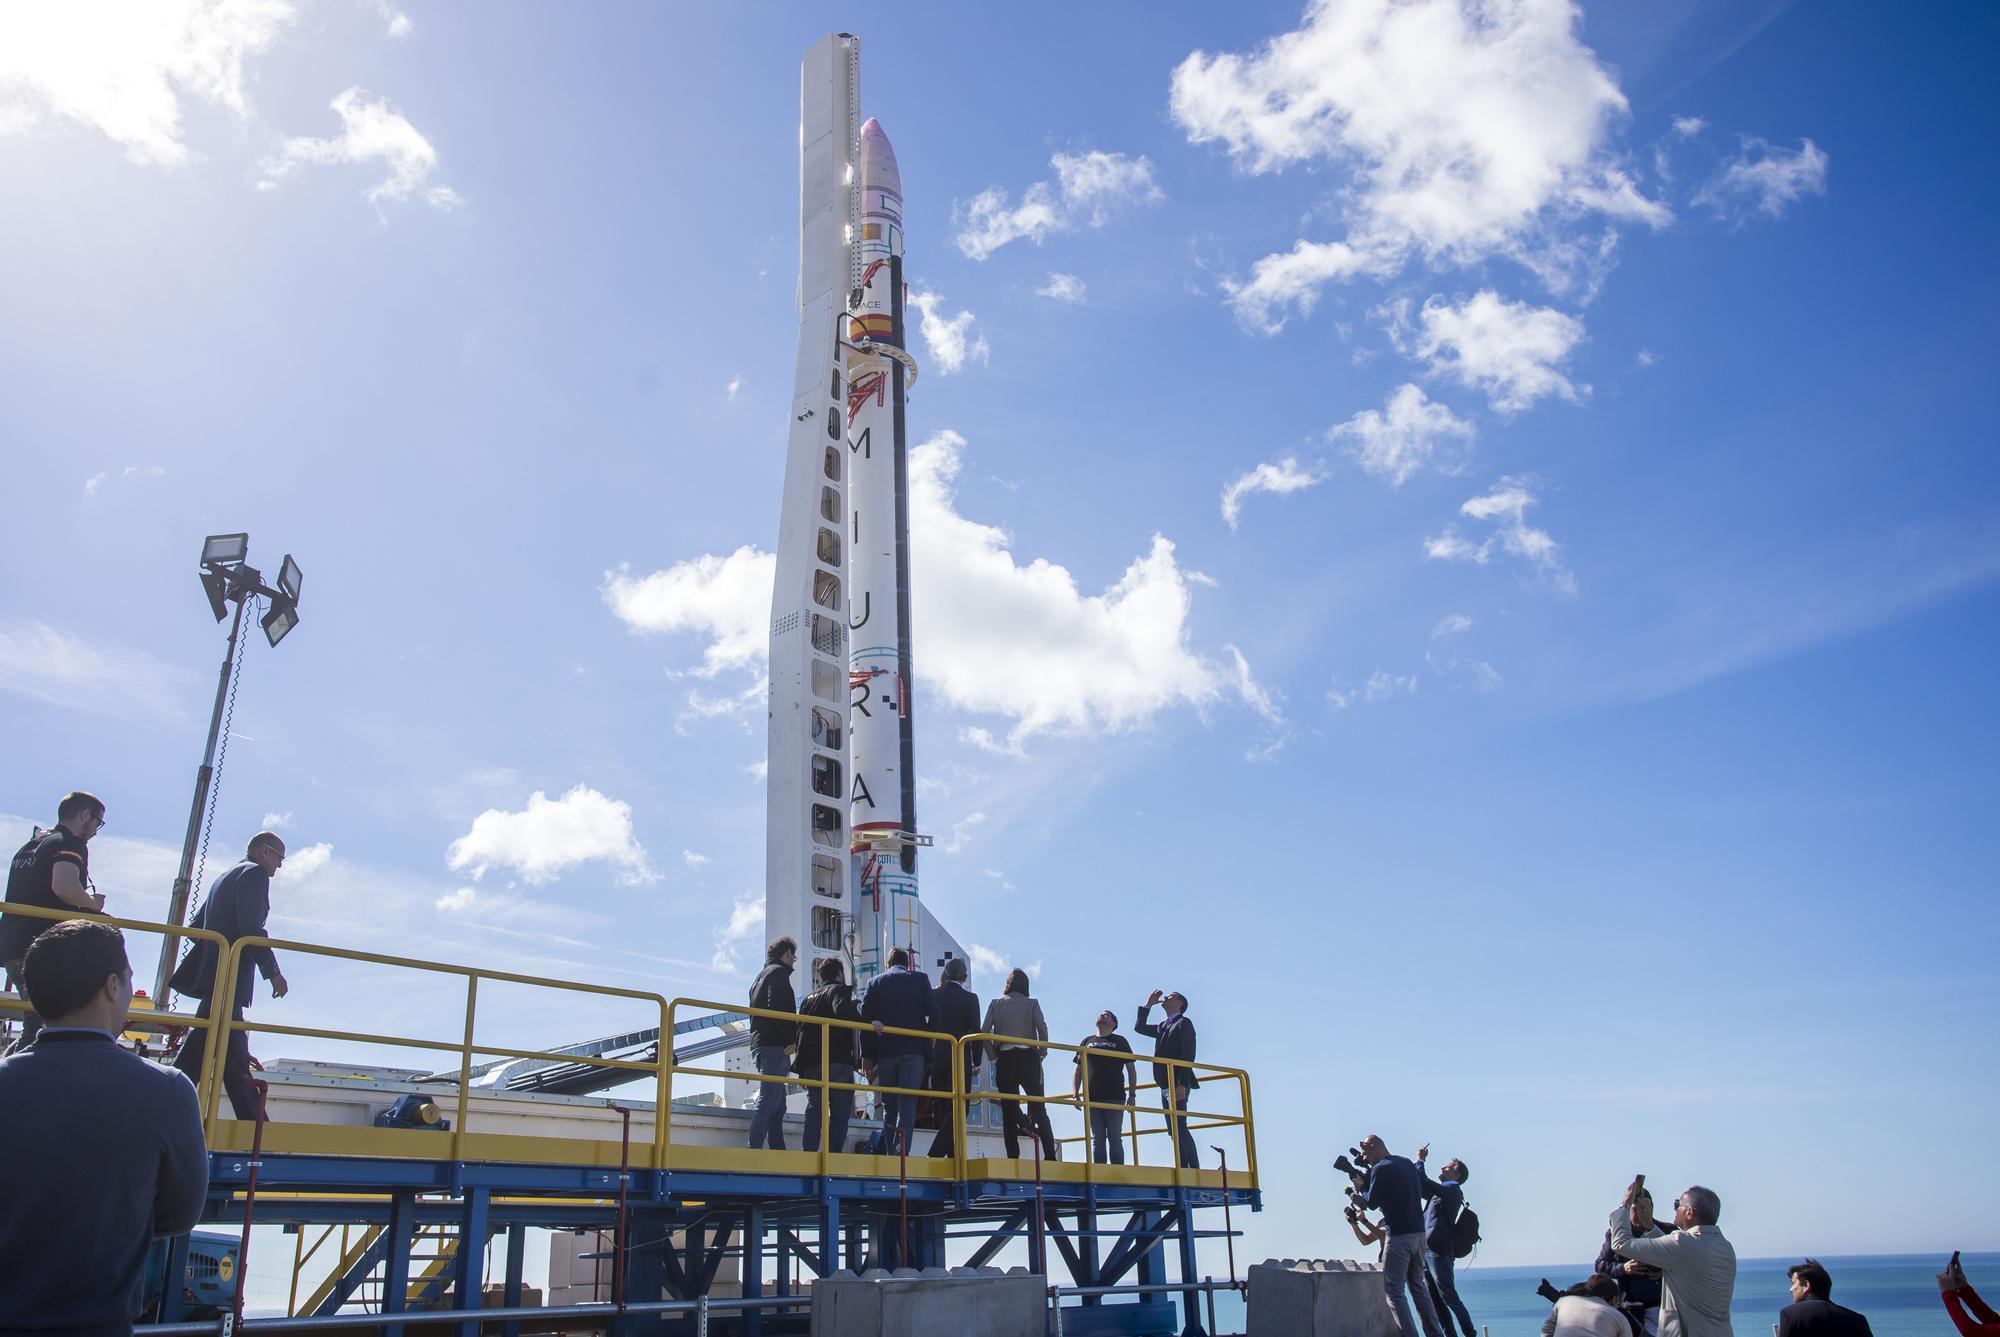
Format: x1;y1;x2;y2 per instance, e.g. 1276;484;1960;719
155;594;248;1005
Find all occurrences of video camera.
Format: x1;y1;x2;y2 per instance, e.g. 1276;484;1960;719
1331;1146;1369;1188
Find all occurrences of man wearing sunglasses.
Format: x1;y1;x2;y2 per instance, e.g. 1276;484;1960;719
2;791;109;1054
1607;1176;1738;1337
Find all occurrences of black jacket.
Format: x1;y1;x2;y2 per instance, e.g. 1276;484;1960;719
1778;1298;1874;1337
1133;1004;1198;1089
1596;1223;1667;1309
181;860;280;1009
931;980;982;1076
793;982;866;1076
747;959;797;1047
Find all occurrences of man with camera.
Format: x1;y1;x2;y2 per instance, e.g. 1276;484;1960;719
1341;1135;1449;1337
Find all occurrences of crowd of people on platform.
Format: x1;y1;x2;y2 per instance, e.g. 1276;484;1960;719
739;934;1204;1168
0;790;295;1333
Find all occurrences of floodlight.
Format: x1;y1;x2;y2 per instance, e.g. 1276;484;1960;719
260;599;298;648
202;533;248;566
198;569;229;622
277;554;303;604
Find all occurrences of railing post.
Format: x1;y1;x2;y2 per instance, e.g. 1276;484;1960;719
818;1015;831;1175
951;1034;968;1180
453;975;477;1162
656;998;678;1171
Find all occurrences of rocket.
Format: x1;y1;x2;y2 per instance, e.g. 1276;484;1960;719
766;36;960;1000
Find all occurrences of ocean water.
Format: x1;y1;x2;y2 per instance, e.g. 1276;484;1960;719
1185;1252;1991;1336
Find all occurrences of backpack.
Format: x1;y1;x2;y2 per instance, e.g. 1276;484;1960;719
1452;1202;1481;1259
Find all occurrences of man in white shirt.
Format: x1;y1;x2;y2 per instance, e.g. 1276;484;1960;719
1607;1176;1738;1337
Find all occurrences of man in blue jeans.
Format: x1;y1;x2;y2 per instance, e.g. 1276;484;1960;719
745;937;797;1149
859;947;934;1156
1416;1144;1477;1337
1357;1133;1448;1337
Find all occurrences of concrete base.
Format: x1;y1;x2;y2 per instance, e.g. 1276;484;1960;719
810;1266;1044;1336
1246;1258;1398;1337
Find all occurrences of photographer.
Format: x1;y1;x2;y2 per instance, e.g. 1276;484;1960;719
1607;1176;1737;1337
1345;1135;1448;1337
1599;1185;1669;1336
1345;1200;1388;1262
1544;1276;1632;1337
1416;1144;1477;1337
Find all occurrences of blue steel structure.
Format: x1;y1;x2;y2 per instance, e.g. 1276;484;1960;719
160;1145;1257;1336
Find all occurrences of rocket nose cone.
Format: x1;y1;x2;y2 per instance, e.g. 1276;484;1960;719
858;117;901;194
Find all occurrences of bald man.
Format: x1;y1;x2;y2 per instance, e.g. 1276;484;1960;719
172;832;290;1119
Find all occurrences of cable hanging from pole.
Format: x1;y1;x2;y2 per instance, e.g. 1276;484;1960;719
166;594;256;1008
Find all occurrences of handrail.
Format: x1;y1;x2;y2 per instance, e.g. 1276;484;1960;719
0;902;236;1099
189;944;1256;1186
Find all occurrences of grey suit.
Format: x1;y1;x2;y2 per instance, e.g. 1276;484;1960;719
1607;1205;1737;1337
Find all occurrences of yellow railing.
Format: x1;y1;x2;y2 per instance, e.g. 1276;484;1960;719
156;934;1258;1188
0;902;233;1097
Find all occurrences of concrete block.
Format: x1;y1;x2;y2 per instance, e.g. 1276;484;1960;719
811;1265;1045;1336
1246;1257;1399;1337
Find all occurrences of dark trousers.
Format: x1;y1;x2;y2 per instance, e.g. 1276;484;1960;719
995;1047;1057;1159
174;994;257;1120
1426;1248;1476;1337
925;1055;977;1158
1162;1083;1197;1168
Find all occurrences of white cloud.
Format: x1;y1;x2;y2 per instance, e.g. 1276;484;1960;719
1408;291;1586;412
966;943;1040;984
435;886;478;913
366;0;411;38
1672;116;1707;138
83;472;108;497
261;810;294;831
1036;273;1088;304
260;87;462;216
0;0;294;167
1331;384;1477;486
711;889;765;973
1221;456;1327;529
1424;476;1575;594
83;464;166;498
0;620;195;725
1174;0;1669;318
954;150;1162;261
1430;613;1474;639
941;812;987;855
1364;670;1418;702
726;374;744;401
284;841;333;879
683;850;710;868
743;760;768;781
1695;137;1829;220
446;784;656;886
1635;349;1657;368
675;676;766;736
907;290;990;375
1223;237;1396;334
612;431;1268;748
961;726;1026;759
977;868;1016;893
602;547;774;678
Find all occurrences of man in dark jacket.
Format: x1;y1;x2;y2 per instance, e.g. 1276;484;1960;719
1358;1134;1449;1337
1134;988;1199;1168
1416;1144;1477;1337
1599;1187;1670;1335
793;956;864;1154
2;791;109;1054
1779;1260;1873;1337
172;832;290;1119
0;919;208;1333
746;936;798;1149
859;947;933;1155
924;956;981;1159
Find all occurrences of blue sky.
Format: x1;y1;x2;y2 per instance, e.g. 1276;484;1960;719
2;0;1997;1277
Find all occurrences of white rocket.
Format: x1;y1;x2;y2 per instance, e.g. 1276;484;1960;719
766;35;965;998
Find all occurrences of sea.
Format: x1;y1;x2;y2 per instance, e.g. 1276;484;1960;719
1185;1252;1989;1336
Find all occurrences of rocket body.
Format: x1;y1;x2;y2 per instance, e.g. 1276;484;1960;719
844;118;922;983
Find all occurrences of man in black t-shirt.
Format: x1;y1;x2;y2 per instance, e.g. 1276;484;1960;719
1072;1009;1135;1165
2;791;108;1054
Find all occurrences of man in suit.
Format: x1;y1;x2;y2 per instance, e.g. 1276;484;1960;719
1134;988;1199;1168
1779;1260;1874;1337
172;831;290;1119
1416;1145;1478;1337
1608;1178;1738;1337
859;946;934;1156
0;919;208;1332
924;955;981;1159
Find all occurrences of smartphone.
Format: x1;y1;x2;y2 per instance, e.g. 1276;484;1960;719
1634;1174;1645;1190
1951;1251;1962;1272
